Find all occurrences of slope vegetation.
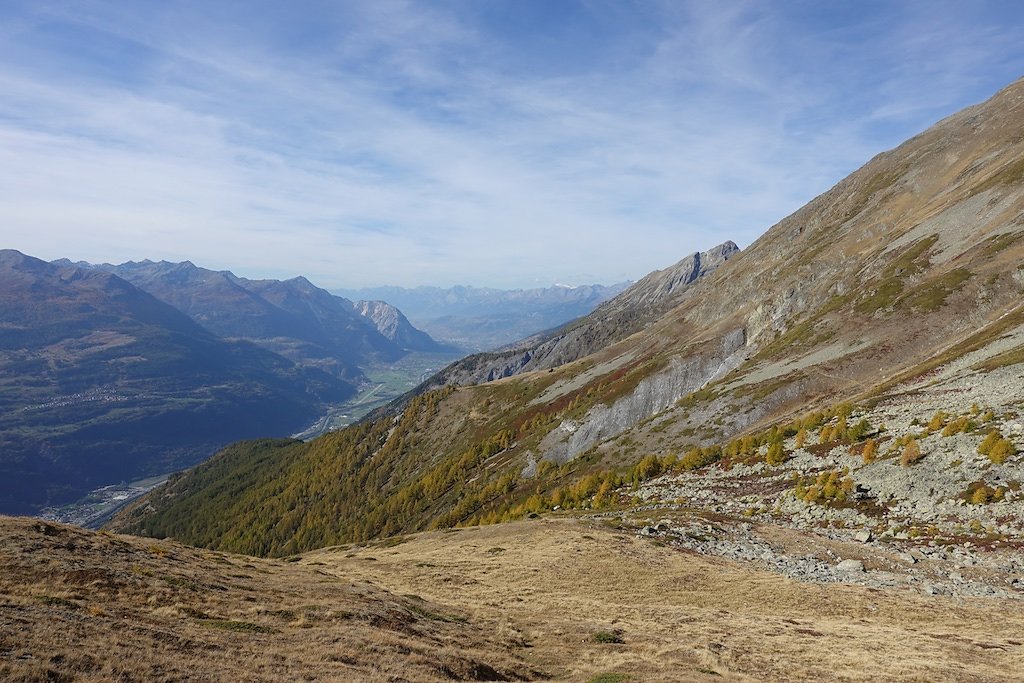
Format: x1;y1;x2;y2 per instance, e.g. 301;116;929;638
0;516;536;682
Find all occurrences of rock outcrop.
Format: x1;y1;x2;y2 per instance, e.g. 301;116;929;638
354;300;446;352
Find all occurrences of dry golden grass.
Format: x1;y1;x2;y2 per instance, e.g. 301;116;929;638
0;517;537;682
308;518;1024;683
3;515;1024;682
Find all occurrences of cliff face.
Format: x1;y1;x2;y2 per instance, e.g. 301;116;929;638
354;300;445;352
535;327;748;466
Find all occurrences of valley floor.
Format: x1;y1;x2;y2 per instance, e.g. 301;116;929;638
3;516;1023;682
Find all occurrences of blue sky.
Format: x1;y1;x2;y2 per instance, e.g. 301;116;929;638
2;1;1023;288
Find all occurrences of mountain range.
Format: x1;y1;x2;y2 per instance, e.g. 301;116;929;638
0;251;355;514
0;254;445;516
113;76;1024;562
335;281;630;350
75;259;450;376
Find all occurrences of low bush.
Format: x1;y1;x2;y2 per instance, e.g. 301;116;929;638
861;438;878;464
900;439;924;467
793;469;854;504
978;429;1017;463
592;630;625;644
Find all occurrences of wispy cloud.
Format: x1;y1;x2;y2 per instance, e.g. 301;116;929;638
1;0;1022;287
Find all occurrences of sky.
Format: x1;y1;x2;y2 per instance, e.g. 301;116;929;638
2;1;1023;289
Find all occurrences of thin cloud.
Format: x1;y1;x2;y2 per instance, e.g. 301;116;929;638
0;1;1022;288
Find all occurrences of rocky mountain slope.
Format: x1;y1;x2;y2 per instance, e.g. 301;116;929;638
336;281;630;350
418;241;739;387
79;260;440;381
115;74;1024;600
6;515;1023;682
0;251;350;515
354;299;449;352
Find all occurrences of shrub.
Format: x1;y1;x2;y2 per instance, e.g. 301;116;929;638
592;630;625;644
861;438;878;464
847;418;871;442
679;446;720;471
835;416;848;441
819;424;834;444
900;439;924;467
793;469;853;504
978;430;1001;456
886;434;913;457
941;416;974;437
765;441;786;466
631;455;662;484
801;411;825;429
989;438;1017;465
795;427;808;449
927;411;947;432
969;484;1006;505
588;674;631;683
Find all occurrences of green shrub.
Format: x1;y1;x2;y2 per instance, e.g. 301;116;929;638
989;438;1017;464
927;411;947;432
846;418;871;442
978;430;1002;456
592;630;625;644
765;441;786;466
968;484;1006;505
588;674;631;683
941;416;975;436
679;446;721;471
793;469;854;504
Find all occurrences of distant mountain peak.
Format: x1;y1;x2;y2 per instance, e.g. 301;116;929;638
354;300;448;352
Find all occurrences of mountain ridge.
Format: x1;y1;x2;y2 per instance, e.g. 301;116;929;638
412;240;740;389
353;299;451;352
71;259;444;381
